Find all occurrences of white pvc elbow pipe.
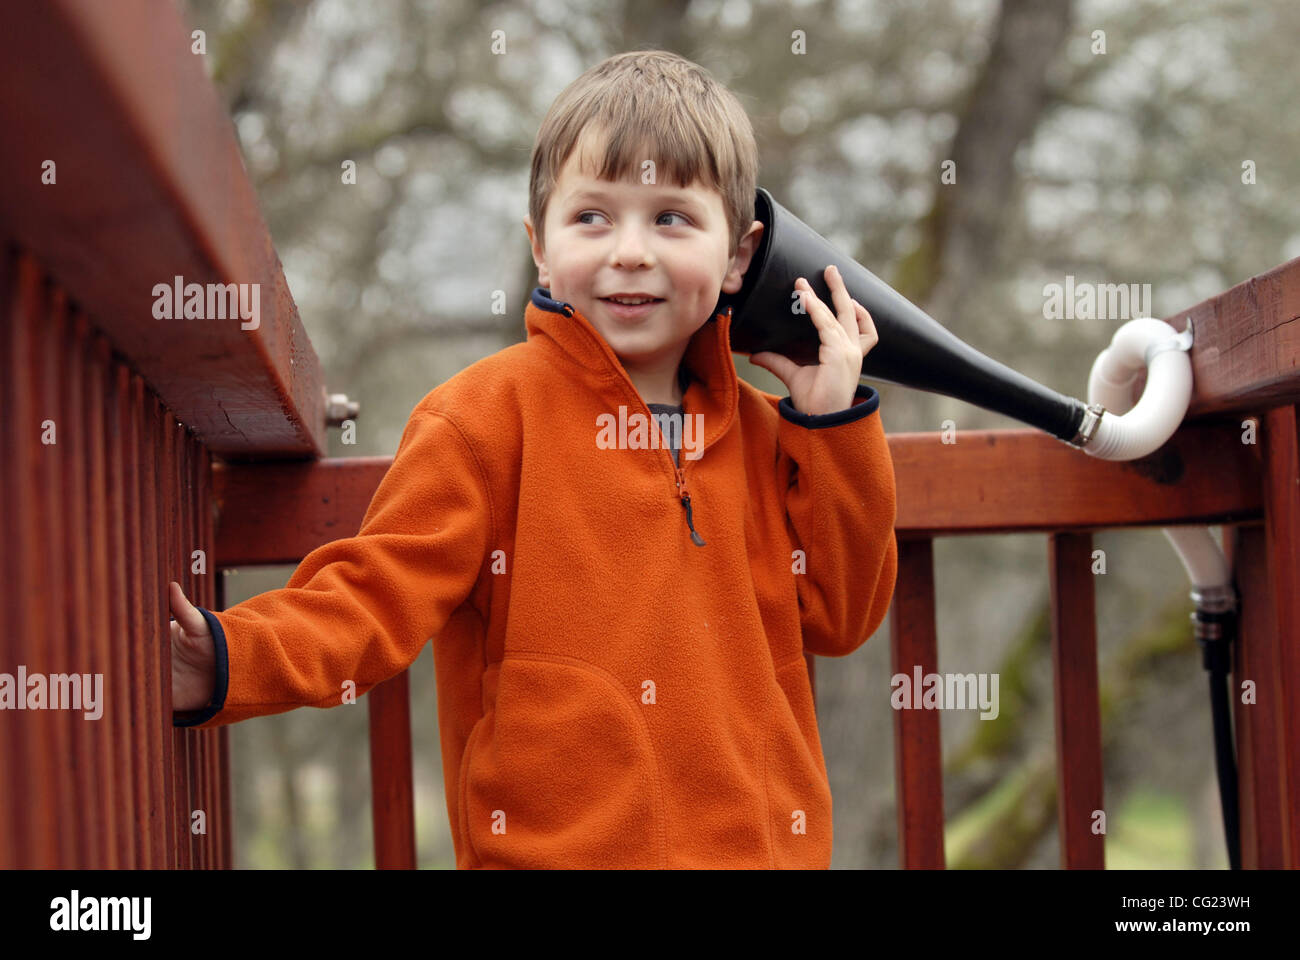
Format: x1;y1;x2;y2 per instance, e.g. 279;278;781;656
1084;317;1194;461
1163;524;1232;591
1080;316;1234;604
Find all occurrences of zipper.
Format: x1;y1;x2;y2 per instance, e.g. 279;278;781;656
674;460;706;547
560;299;709;547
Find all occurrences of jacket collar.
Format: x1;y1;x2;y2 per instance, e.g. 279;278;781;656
525;286;738;453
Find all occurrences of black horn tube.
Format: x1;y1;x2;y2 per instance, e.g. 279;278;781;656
719;187;1089;443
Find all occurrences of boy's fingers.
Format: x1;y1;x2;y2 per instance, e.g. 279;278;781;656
797;279;847;344
824;266;858;336
169;581;207;637
796;280;836;337
854;301;878;346
750;351;799;385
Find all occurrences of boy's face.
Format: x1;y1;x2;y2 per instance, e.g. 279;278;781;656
524;127;763;385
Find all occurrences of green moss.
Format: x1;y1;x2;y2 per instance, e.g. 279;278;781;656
1106;790;1194;869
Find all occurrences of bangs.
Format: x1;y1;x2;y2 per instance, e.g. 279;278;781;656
568;116;725;195
528;50;758;255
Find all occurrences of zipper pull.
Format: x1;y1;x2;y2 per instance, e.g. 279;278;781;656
682;495;706;546
676;469;706;546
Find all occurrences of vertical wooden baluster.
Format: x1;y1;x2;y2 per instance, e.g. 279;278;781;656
1048;531;1105;869
369;671;417;868
215;571;233;869
172;411;189;868
152;397;178;867
116;363;151;869
182;429;202;869
1223;522;1287;868
13;255;62;867
42;277;78;867
196;438;219;868
0;249;14;868
191;434;212;869
103;353;135;867
85;329;119;868
83;330;126;868
67;309;97;866
135;376;165;866
1260;405;1300;867
889;536;945;868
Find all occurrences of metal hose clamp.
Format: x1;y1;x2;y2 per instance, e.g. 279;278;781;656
1191;583;1238;614
1190;582;1238;674
1067;402;1106;448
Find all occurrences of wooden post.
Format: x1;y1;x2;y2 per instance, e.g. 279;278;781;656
1223;522;1289;867
1255;405;1300;865
1048;531;1105;869
368;671;417;869
890;536;945;868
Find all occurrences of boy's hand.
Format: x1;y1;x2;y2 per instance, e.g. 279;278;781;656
169;580;216;713
749;264;879;416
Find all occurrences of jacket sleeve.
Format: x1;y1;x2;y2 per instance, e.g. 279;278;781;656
774;382;898;658
173;407;492;728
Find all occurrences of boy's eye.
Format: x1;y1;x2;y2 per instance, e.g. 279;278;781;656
575;211;691;227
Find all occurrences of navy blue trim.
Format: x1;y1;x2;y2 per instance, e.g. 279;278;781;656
172;606;230;727
778;382;880;428
531;286;573;316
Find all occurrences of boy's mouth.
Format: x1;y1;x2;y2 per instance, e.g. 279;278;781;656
599;294;665;305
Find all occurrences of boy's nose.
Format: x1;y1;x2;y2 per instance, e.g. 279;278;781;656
609;224;655;268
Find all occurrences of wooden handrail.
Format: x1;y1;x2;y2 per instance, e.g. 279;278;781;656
211;419;1262;564
0;0;327;457
1176;255;1300;417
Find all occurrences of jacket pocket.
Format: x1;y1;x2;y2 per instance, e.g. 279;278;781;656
459;653;666;868
765;657;834;868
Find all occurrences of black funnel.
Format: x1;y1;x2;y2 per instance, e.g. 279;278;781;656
719;187;1087;443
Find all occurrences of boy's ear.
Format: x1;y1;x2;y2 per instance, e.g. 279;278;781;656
720;220;765;295
523;215;551;288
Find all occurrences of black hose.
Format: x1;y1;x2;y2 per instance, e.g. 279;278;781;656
1191;586;1241;870
1205;668;1240;870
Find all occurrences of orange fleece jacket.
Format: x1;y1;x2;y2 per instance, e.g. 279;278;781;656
175;286;899;868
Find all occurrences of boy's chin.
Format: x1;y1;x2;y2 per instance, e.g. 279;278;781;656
609;339;679;362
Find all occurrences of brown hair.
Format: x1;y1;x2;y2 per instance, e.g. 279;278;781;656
528;50;759;258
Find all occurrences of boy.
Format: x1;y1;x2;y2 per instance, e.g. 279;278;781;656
170;50;898;869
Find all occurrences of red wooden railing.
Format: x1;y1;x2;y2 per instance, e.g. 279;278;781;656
1;244;237;868
1;0;325;868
